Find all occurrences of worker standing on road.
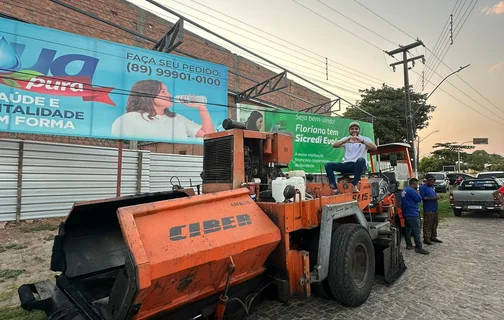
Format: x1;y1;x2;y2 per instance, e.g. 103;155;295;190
420;175;443;245
325;122;377;194
401;178;429;255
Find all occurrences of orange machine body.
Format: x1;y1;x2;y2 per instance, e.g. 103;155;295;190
367;143;414;228
257;191;365;296
306;178;372;211
202;130;293;194
18;130;407;320
116;188;281;319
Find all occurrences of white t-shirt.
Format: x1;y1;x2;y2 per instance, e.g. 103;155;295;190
342;135;372;163
111;112;202;141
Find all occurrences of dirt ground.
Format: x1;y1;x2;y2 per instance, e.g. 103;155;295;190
0;218;64;319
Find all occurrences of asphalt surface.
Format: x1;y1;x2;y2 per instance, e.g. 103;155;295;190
250;211;504;320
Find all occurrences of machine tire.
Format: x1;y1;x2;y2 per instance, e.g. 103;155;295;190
327;224;375;307
308;223;340;299
499;211;504;219
453;209;462;217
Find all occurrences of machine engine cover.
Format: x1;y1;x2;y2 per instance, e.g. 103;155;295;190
117;188;281;319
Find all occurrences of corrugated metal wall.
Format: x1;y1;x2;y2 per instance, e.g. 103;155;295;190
0;140;20;221
149;153;203;192
0;139;203;222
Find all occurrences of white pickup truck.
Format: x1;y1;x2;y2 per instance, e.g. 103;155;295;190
449;178;504;218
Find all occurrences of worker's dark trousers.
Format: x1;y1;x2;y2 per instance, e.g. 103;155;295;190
325;157;367;187
404;216;422;249
423;211;439;241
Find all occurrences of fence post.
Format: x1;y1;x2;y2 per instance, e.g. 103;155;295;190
136;152;143;194
16;141;24;223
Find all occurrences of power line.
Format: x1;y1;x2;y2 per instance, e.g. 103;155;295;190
409;68;504;127
351;0;462;91
5;3;342;112
423;0;477;89
352;0;417;41
0;69;353;118
183;0;396;86
76;0;368;98
416;0;473;90
290;0;386;52
160;0;383;88
454;0;479;39
344;0;503;119
293;0;503;126
315;0;397;46
133;3;366;96
421;64;504;122
415;18;450;89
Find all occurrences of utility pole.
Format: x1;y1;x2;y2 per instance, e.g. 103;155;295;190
385;40;424;176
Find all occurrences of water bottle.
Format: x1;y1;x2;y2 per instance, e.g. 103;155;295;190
174;95;207;104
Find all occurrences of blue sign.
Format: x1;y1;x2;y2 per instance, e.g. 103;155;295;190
0;18;229;144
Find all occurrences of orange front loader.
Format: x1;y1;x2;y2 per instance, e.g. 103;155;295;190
18;127;406;320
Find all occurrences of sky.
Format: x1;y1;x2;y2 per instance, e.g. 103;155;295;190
128;0;504;158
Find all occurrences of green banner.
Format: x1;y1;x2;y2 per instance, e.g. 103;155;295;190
237;104;375;173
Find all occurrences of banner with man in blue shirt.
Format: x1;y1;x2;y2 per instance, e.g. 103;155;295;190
420;175;443;245
401;178;429;254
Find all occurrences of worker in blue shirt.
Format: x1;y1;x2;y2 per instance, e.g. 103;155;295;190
401;178;429;254
420;175;443;245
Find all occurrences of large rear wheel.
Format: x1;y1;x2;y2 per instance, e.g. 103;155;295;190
453;209;462;217
327;224;375;307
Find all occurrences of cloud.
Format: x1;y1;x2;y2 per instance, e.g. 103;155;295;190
489;62;504;73
482;1;504;15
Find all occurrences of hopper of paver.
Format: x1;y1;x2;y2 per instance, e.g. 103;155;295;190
18;188;281;320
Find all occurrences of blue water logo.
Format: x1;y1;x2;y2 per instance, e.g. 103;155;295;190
0;36;21;72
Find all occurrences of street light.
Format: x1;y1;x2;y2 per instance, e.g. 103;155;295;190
413;64;471;115
420;130;440;143
416;130;440;176
457;141;472;172
412;64;470;177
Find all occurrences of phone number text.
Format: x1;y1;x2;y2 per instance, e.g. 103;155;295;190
126;63;222;86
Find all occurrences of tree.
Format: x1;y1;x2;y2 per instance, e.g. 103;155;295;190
419;156;444;173
491;162;504;171
466;150;490;171
343;84;436;144
431;142;475;166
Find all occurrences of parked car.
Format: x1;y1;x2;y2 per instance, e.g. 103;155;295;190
476;171;504;184
425;172;451;193
449;178;504;218
446;173;475;185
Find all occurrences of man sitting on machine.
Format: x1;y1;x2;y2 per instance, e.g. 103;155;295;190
325;121;377;194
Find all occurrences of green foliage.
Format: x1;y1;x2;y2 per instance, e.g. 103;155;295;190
0;306;45;320
431;142;475;166
343;84;436;144
424;142;504;172
0;269;25;282
491;162;504;171
20;222;58;233
419;157;444;173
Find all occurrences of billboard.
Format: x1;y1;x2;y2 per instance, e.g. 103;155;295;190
0;18;228;144
237;104;375;173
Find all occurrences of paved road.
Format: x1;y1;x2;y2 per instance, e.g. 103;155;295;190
250;212;504;320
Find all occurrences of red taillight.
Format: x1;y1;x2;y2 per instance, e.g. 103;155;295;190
449;193;454;201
